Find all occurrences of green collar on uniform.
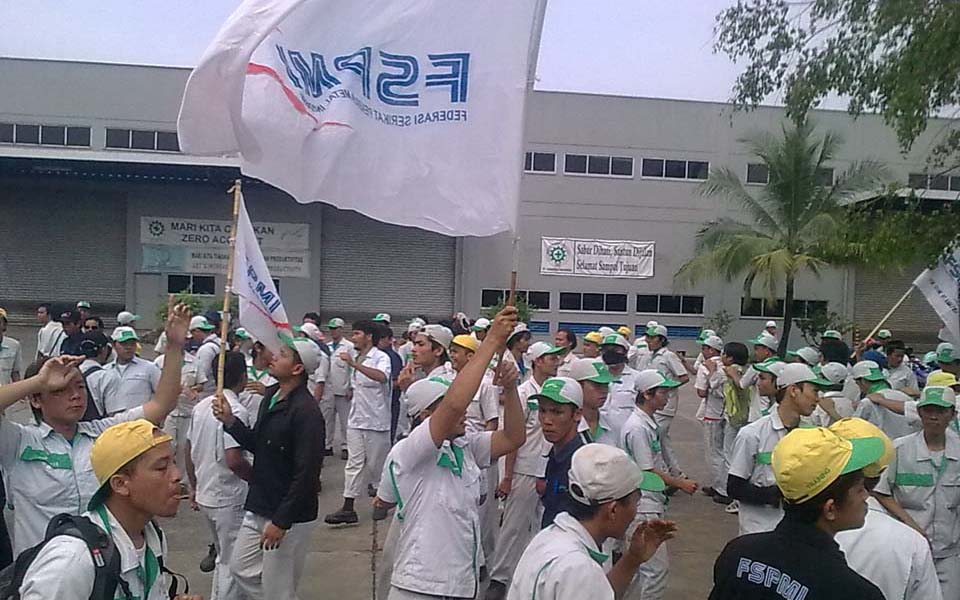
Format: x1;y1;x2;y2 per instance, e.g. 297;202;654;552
583;544;609;566
437;443;465;477
96;505;159;599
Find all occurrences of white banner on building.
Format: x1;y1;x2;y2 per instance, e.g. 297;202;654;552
541;237;655;279
140;216;310;278
914;245;960;343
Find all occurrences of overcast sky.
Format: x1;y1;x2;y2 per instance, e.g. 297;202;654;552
0;0;750;103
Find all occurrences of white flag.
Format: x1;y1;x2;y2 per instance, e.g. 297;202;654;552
232;192;293;355
178;0;545;237
914;246;960;343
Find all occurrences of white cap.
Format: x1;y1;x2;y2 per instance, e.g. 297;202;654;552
793;346;821;366
645;320;659;328
598;326;616;336
702;335;724;351
818;362;850;385
568;444;665;505
299;322;324;343
111;326;139;343
189;315;215;331
751;331;779;351
636;369;682;393
508;322;529;341
410;317;427;327
569;358;619;384
373;312;392;323
937;342;953;353
327;317;345;329
645;324;668;338
407;322;423;334
600;334;631;351
420;324;454;350
527;341;564;362
289;339;321;375
406;377;450;417
117;311;140;326
471;317;491;331
777;363;831;389
532;377;584;408
765;320;777;329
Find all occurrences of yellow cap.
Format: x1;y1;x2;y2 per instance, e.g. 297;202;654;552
927;371;959;388
584;331;604;345
828;418;894;478
617;326;632;337
772;427;885;502
451;334;479;353
87;420;173;510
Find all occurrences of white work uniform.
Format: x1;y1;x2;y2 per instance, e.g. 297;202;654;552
19;506;170;600
810;391;855;427
465;372;499;435
397;340;413;366
696;358;728;495
195;333;222;393
727;409;787;535
462;370;501;565
620;407;669;600
0;335;23;385
0;407;146;555
102;357;161;415
490;377;547;588
189;390;251;600
343;346;392;499
639;348;686;476
307;348;330;400
740;366;771;423
602;365;640;431
78;358;115;419
876;431;960;599
578;412;621;447
240;361;276;427
855;388;917;440
378;415;492;599
154;352;204;464
36;320;64;359
888;362;920;394
556;352;576;378
836;496;943;600
324;337;354;451
507;512;615;600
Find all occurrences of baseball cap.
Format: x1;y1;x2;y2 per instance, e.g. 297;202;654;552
645;324;668;338
821;330;842;340
451;334;479;353
583;331;604;345
287;338;321;375
569;359;619;384
327;317;345;329
938;343;957;364
876;329;892;340
59;309;81;324
851;360;886;382
568;444;666;506
88;420;173;510
420;324;454;351
528;341;565;362
406;377;450;417
917;385;957;409
754;357;787;378
828;418;894;479
508;322;529;342
645;320;659;328
234;327;252;340
531;377;584;408
927;371;959;388
79;331;110;357
410;317;427;327
76;301;91;309
600;334;630;351
776;363;832;389
111;326;139;343
817;362;850;385
116;311;140;326
189;315;215;331
696;329;717;343
470;318;491;332
702;335;724;352
773;427;885;503
373;313;392;324
617;326;633;337
787;346;821;366
407;322;423;335
750;331;779;351
765;320;777;329
299;322;324;343
924;351;939;366
636;369;682;393
598;327;616;337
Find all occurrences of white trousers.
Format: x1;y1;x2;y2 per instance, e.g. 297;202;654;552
935;554;960;600
702;419;727;496
231;511;316;600
378;516;401;600
489;473;540;586
201;503;248;600
163;412;192;472
624;512;668;600
479;462;499;567
388;587;471;599
344;428;391;499
653;413;681;476
321;394;350;450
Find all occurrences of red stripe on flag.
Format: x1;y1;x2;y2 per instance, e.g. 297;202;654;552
246;63;353;131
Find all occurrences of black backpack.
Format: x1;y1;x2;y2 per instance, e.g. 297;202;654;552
80;365;105;422
0;514;188;600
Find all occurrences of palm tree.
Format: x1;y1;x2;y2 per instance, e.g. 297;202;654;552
674;120;889;355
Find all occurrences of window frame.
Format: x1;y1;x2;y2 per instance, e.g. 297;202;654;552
634;293;705;316
563;153;634;179
481;288;550;311
639;157;711;182
745;163;770;185
740;297;827;319
523;151;557;174
167;274;217;296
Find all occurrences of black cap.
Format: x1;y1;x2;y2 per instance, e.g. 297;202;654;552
79;331;110;357
59;309;81;325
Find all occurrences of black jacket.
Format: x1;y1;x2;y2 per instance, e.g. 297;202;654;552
225;381;325;528
709;514;884;600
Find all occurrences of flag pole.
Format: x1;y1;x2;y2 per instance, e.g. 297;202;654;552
851;285;913;359
217;178;243;399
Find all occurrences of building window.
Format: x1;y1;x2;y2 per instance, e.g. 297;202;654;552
559;292;627;312
106;128;181;152
272;279;281;294
0;123;91;147
131;130;156;150
909;172;960;191
815;167;834;187
635;294;705;315
741;297;826;318
66;127;91;147
0;123;12;143
641;157;710;181
40;125;66;146
524;151;556;173
14;124;39;144
168;274;216;295
746;163;769;184
156;131;181;152
481;289;550;310
564;153;633;178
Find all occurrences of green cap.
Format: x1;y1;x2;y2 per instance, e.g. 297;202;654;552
754;357;785;376
917;385;956;409
841;436;888;476
76;301;91;309
328;317;345;329
876;329;892;340
570;359;620;384
822;330;842;340
373;313;391;323
531;377;583;408
235;327;252;340
111;327;139;343
639;471;667;493
938;346;957;364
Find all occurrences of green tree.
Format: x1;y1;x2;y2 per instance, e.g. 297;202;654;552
674;120;889;355
714;0;960;168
